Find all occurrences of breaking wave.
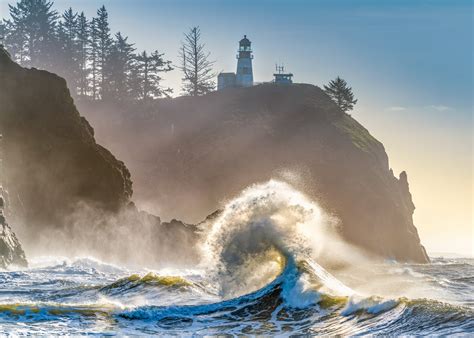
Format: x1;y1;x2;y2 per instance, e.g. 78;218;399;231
0;181;473;334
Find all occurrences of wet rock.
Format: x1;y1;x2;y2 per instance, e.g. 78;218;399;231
0;188;27;268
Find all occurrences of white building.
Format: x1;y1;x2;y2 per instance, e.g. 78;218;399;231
218;35;254;90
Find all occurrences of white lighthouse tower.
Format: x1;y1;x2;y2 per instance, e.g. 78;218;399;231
235;35;253;87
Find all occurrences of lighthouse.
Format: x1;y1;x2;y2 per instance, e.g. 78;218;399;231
235;35;253;87
217;35;255;90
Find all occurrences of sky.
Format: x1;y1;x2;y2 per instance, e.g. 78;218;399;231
1;0;472;256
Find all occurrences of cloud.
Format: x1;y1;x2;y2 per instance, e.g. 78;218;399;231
386;106;406;112
386;105;454;113
427;105;452;111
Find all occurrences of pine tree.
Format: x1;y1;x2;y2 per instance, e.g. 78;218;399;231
133;50;173;101
107;32;135;100
54;20;67;72
0;22;6;44
89;17;100;100
57;8;80;94
0;23;9;57
5;0;58;68
94;5;113;99
76;12;89;97
323;76;358;113
2;18;27;63
62;8;77;49
178;26;215;96
0;22;6;53
2;1;175;101
128;59;142;101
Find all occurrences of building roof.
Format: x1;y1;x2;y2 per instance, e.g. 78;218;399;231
239;35;251;46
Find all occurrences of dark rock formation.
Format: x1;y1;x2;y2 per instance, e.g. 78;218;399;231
78;84;429;263
0;50;199;267
0;185;27;268
0;48;132;238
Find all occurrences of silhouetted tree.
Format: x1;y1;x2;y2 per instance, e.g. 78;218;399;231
128;59;142;100
55;20;67;68
0;27;9;57
107;32;135;100
324;76;358;113
178;26;215;96
76;12;89;97
2;19;25;62
0;22;6;44
57;8;80;93
1;1;175;102
5;0;58;68
2;17;23;62
88;17;101;100
0;23;7;54
94;5;113;98
62;8;77;49
133;50;172;100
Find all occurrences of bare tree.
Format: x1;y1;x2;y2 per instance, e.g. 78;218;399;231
178;26;215;96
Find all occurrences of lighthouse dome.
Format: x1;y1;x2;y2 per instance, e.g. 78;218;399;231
239;35;251;46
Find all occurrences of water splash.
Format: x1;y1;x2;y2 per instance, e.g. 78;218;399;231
200;180;354;299
0;181;472;334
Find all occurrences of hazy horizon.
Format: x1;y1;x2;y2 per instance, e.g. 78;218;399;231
1;0;472;256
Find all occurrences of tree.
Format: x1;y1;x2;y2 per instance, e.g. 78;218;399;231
62;8;77;49
127;59;142;100
133;50;172;101
323;76;358;113
0;23;10;57
89;17;100;100
54;20;67;71
76;12;89;97
0;22;6;44
2;1;176;102
107;32;135;100
57;8;80;93
0;22;6;50
178;26;215;96
5;0;58;68
94;5;113;98
2;18;26;63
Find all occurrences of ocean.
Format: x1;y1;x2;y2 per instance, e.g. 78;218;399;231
0;181;472;335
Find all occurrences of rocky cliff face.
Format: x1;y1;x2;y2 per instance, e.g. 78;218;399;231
79;84;429;263
0;186;27;268
0;48;132;238
0;186;28;269
0;50;199;267
0;46;428;264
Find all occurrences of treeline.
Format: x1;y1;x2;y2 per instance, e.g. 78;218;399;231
0;0;215;100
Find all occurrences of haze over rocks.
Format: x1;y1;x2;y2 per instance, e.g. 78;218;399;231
0;48;428;265
0;50;198;267
79;84;429;263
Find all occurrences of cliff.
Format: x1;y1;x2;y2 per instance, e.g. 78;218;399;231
0;186;27;268
0;45;428;264
0;48;132;235
79;84;429;263
0;50;200;267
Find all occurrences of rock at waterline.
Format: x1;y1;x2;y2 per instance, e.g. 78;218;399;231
0;187;27;268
